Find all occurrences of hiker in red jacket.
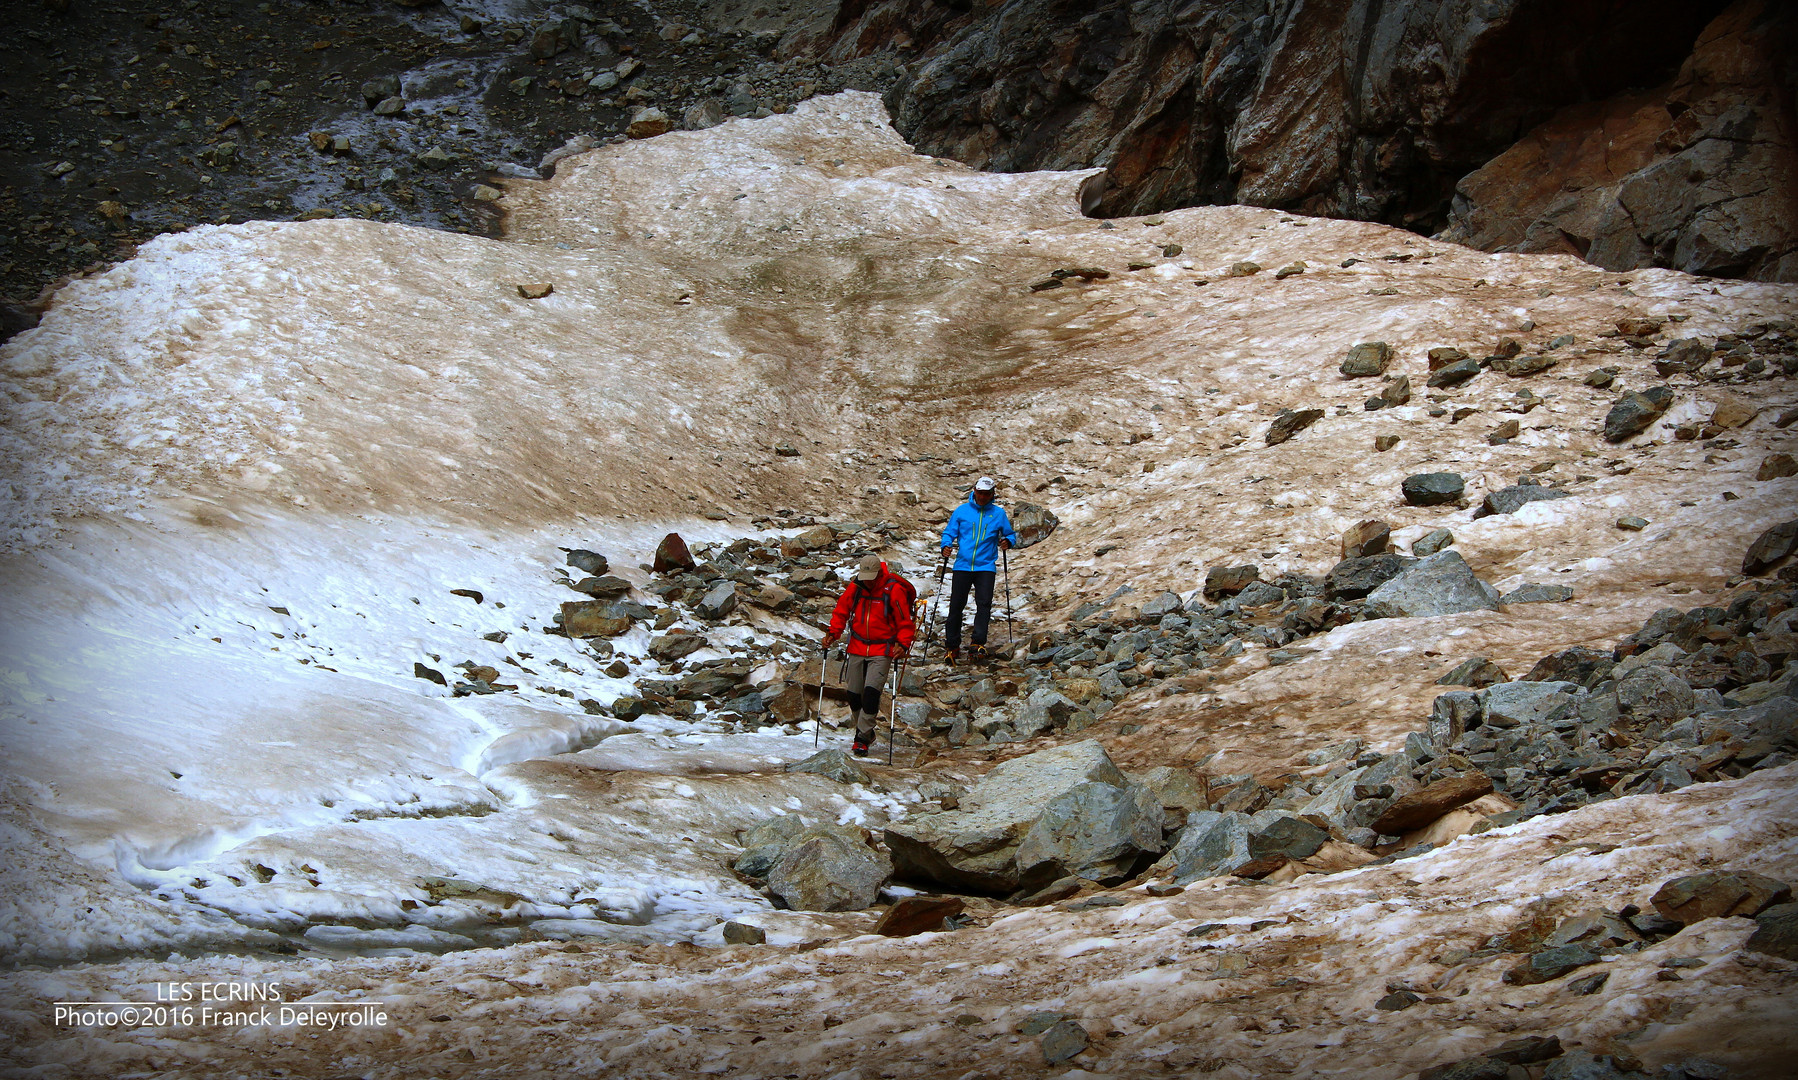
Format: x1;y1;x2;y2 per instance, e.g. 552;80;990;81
823;555;917;757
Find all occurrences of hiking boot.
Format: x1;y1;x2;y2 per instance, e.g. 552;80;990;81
851;738;870;758
969;643;989;662
942;648;960;665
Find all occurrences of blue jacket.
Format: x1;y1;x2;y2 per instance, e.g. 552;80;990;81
940;494;1018;572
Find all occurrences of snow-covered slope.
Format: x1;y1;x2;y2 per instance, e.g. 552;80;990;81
1;92;1795;1077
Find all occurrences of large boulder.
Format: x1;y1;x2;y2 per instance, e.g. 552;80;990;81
1402;472;1466;506
1603;386;1674;442
884;740;1135;893
653;532;697;574
1371;773;1495;835
1480;681;1579;728
1363;551;1501;618
1205;565;1261;598
1162;810;1252;884
766;824;892;911
1743;519;1798;576
732;815;809;880
1651;871;1792;925
1615;666;1698;722
1013;780;1164;889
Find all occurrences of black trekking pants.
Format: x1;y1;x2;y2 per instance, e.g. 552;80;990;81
944;570;996;651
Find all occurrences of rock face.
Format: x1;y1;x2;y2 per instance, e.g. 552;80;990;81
815;0;1791;283
1009;502;1060;548
1439;0;1797;281
884;741;1156;893
766;824;892;911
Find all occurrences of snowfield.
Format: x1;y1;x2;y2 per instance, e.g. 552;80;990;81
2;92;1795;1077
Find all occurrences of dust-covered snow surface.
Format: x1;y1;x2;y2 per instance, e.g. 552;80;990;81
2;92;1796;1078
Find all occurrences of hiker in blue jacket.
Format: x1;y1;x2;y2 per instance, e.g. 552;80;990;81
938;476;1018;662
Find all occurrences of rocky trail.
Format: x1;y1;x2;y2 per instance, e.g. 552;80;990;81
2;88;1796;1078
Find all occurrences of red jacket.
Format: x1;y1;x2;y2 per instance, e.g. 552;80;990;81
827;565;917;657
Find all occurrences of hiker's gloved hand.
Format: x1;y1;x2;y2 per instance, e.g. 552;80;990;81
1000;539;1012;551
822;633;838;649
941;546;952;561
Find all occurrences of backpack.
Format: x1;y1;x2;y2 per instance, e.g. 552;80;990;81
847;572;917;648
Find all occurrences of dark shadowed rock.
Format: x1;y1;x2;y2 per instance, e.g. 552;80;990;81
654;532;697;574
1413;528;1455;556
1420;1057;1513;1080
1438;656;1508;687
767;824;892;911
1743;520;1798;575
1364;551;1502;617
1525;646;1616;685
874;896;966;937
1758;453;1798;481
1403;472;1465;506
1502;943;1601;985
1266;407;1325;445
1247;809;1329;860
570;574;632;598
1651;871;1793;924
1040;1019;1089;1064
1490;1035;1564;1065
1603;386;1674;442
1325;554;1414;600
1501;583;1576;604
1746;902;1798;960
1615;666;1697;721
1427;358;1483;387
565;549;609;576
721;921;766;944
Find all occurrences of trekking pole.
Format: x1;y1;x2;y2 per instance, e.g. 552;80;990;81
1001;546;1016;651
814;643;830;748
887;652;905;767
922;553;947;654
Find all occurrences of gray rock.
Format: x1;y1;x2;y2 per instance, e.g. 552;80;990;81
1341;340;1392;377
1475;484;1571;518
1481;681;1579;728
1234;580;1287;607
1430;691;1482;743
1039;1019;1089;1064
1163;810;1252;883
1542;1050;1640;1080
733;815;809;879
570;574;632;598
1615;666;1698;722
1205;565;1261;597
1140;590;1184;617
1297;766;1369;825
1502;943;1600;984
565;549;609;576
884;740;1129;892
1247;809;1329;860
785;749;871;786
1130;765;1210;823
1014;780;1164;888
1501;583;1576;604
1412;528;1455;556
1743;519;1798;576
683;98;726;130
1363;550;1501;618
1403;472;1465;506
1545;912;1642;950
647;631;707;661
696;581;740;620
1603;386;1674;442
894;699;932;729
1437;656;1508;687
767;824;891;911
360;76;400;104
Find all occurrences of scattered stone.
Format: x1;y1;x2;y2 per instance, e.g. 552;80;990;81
1226;261;1262;276
373;95;406;116
413;663;446;685
1412;528;1454;556
1205;565;1261;598
1010;502;1060;548
1420;1058;1512;1080
1490;354;1557;377
1585;368;1617;388
627;107;670;139
1488;418;1521;444
1503;943;1600;985
561;600;631;638
1617;516;1649;531
1266;407;1325;445
1427;347;1469;370
1500;584;1575;604
1757;454;1798;481
647;630;707;661
654;532;697;574
785;749;870;786
1743;520;1798;575
517;283;553;299
696;580;740;620
360;76;400;104
1376;989;1421;1011
1039;1019;1089;1064
1374;434;1401;452
1163;810;1252;883
1650;871;1793;925
1379;374;1413;408
1615;666;1697;722
1014;779;1164;890
1746;901;1798;960
1342;519;1393;559
1275;261;1306;279
1475;484;1572;518
570;575;632;598
732;815;807;879
1490;1036;1564;1065
566;549;608;576
1617;317;1663;338
1341;341;1392;377
1603;386;1674;442
1426;358;1482;388
1402;472;1464;506
1371;773;1494;835
721;921;766;945
767;824;891;911
1438;657;1507;688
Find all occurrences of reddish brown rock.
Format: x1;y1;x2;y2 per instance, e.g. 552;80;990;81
653;532;696;574
1341;520;1393;560
873;896;966;937
1651;870;1792;925
1371;773;1494;835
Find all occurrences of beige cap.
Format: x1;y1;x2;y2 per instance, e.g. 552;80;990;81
856;555;881;580
974;476;997;491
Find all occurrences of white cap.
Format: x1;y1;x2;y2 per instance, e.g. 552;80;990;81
973;476;997;491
